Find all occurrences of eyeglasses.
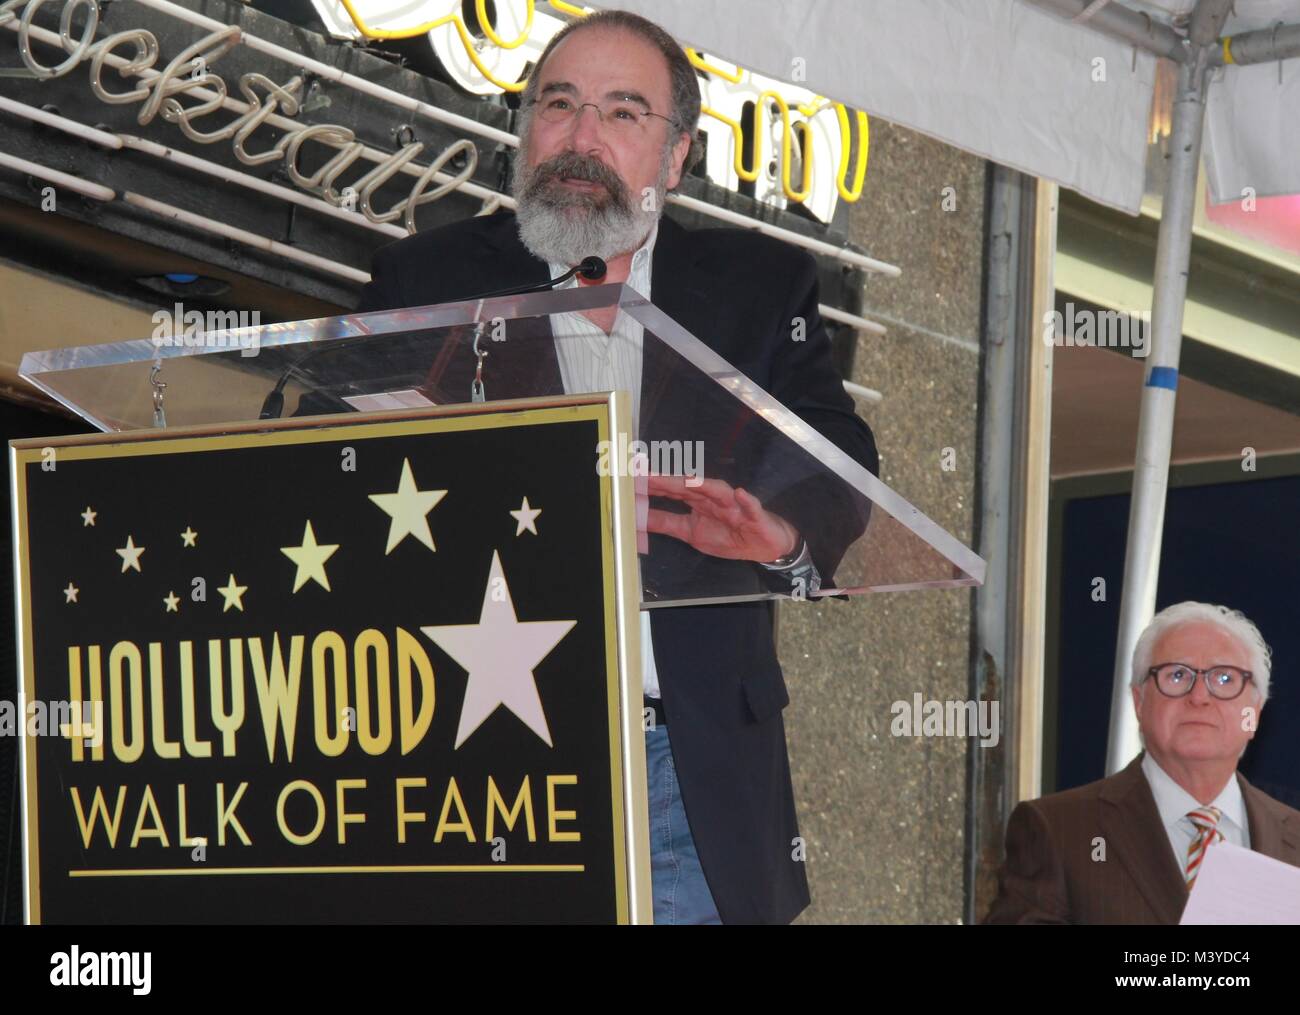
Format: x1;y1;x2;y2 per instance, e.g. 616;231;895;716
1145;663;1254;700
529;94;676;135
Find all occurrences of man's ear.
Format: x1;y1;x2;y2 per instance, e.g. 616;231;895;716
1130;683;1142;717
665;130;692;191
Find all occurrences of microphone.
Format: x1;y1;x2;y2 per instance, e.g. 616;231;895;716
258;256;609;419
578;255;608;281
460;256;606;302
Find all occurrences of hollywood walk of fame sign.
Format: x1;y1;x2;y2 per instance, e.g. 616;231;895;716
9;395;649;924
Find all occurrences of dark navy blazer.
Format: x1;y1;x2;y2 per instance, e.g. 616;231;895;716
353;211;879;924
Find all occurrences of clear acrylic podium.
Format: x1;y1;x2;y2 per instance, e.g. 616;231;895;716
19;284;985;606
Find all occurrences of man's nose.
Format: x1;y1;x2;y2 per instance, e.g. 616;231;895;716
1187;673;1214;704
568;104;605;152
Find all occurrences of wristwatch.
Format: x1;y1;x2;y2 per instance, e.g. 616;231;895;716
760;537;822;595
763;537;807;570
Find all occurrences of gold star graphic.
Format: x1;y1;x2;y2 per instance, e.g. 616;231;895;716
81;507;96;527
281;520;340;592
163;591;180;613
368;458;447;554
115;535;145;573
63;582;79;603
181;526;198;547
217;574;248;612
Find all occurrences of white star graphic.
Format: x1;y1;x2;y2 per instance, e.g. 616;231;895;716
81;507;96;527
180;526;198;547
368;458;447;553
163;591;180;613
510;496;542;536
64;582;79;603
115;535;145;573
421;550;575;749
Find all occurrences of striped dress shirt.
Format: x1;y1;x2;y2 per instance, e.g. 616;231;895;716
548;223;662;697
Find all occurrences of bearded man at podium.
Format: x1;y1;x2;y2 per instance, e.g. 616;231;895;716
356;10;878;925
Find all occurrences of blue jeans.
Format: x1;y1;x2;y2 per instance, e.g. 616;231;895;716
644;724;722;924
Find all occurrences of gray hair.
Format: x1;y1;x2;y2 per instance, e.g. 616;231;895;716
516;9;703;180
1130;601;1272;705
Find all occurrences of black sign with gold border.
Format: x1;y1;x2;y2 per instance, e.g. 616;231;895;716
10;395;648;924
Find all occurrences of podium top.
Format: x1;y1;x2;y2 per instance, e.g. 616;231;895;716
19;284;984;604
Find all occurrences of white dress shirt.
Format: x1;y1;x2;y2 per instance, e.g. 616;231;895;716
1141;752;1251;874
547;223;662;697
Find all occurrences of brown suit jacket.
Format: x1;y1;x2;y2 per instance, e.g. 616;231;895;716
985;755;1300;924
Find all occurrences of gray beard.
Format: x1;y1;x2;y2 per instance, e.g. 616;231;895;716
515;197;657;266
511;137;669;266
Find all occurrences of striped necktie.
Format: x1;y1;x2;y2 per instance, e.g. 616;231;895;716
1185;806;1224;889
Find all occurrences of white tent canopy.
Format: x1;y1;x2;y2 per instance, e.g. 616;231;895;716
1202;1;1300;201
603;0;1300;214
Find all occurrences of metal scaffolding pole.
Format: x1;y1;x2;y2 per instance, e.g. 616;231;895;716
1027;0;1188;60
1214;20;1300;64
1104;0;1234;774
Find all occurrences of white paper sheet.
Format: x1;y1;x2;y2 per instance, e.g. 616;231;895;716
341;389;437;412
1181;841;1300;925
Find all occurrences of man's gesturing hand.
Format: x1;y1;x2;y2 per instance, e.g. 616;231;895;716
646;475;799;563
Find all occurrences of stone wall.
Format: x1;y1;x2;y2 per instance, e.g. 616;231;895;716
781;120;987;924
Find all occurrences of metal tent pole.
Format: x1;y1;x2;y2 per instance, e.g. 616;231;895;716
1026;0;1187;60
1104;0;1233;774
1213;21;1300;64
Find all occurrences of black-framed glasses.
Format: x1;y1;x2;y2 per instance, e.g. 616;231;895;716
1145;663;1254;700
529;95;677;135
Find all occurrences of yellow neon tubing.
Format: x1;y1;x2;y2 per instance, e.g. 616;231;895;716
548;0;588;17
797;95;827;118
338;0;459;41
335;0;532;91
754;91;813;202
700;106;751;178
687;48;744;84
475;0;532;50
702;93;812;203
834;105;869;202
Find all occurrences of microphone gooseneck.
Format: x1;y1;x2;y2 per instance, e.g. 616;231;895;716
463;256;607;302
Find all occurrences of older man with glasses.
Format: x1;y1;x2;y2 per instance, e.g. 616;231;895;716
986;601;1300;924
